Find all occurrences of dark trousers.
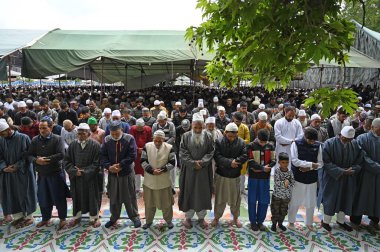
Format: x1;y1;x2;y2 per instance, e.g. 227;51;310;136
270;195;290;224
350;215;380;225
37;170;69;221
248;178;270;224
110;201;139;223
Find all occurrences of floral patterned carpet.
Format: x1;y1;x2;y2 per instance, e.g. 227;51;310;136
1;191;380;252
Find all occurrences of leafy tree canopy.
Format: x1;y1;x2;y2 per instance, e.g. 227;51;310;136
186;0;366;116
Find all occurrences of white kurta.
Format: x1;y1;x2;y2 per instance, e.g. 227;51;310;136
274;118;304;168
289;143;323;208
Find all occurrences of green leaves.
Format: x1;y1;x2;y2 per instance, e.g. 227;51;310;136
187;0;359;91
304;87;358;118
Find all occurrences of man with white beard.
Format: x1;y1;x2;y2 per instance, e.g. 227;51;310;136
206;117;223;141
179;113;215;229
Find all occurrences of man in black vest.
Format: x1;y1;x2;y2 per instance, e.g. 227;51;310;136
288;127;323;231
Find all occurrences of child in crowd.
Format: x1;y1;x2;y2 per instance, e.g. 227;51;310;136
271;152;295;232
247;129;276;231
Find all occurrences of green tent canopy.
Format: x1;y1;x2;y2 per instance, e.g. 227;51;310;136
22;29;213;89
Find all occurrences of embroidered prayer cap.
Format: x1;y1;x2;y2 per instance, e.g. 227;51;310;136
153;130;165;138
0;121;9;132
136;119;145;127
341;126;355;139
109;120;122;131
310;114;321;121
258;112;268;121
111;110;121;117
205;116;216;124
192;112;204;123
78;123;90;131
225;122;238;132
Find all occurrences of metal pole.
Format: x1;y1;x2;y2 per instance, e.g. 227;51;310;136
125;64;128;91
100;59;104;101
90;71;93;93
8;56;11;90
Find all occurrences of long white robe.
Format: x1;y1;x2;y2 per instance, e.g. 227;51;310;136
274;118;304;168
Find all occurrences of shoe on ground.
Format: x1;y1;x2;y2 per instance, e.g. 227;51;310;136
133;219;142;228
321;221;332;232
369;220;380;231
105;220;116;229
167;222;174;229
182;219;193;229
258;223;267;231
337;222;353;232
278;223;287;232
271;223;277;232
251;223;259;231
142;223;152;230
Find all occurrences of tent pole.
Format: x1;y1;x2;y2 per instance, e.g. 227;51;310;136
90;71;93;93
124;64;128;91
191;60;195;105
58;74;61;90
101;58;104;101
8;56;11;90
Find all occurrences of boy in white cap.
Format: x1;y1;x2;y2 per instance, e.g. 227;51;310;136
14;101;37;126
150;100;164;119
104;110;130;136
319;126;364;232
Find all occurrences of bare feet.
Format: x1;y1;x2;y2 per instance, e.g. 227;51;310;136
90;219;101;228
211;219;219;227
36;220;50;228
287;223;295;230
11;218;25;227
198;219;208;229
72;218;81;227
58;220;67;230
307;225;316;232
16;218;34;229
233;219;242;228
182;219;193;229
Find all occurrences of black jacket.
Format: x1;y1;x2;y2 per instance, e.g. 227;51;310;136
215;136;248;178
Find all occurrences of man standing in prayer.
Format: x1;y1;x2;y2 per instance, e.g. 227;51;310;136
306;114;329;143
87;117;105;144
274;106;304;168
179;113;215;229
288;128;323;232
211;123;248;228
141;130;176;229
319;126;364;232
64;123;102;228
129;118;152;196
326;106;351;138
27;117;69;230
100;121;141;228
0;121;37;228
215;106;230;132
350;118;380;233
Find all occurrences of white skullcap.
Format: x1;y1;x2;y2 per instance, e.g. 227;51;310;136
111;110;121;117
356;107;364;112
310;114;321;121
205;116;216;124
198;99;204;108
258;104;265;109
136;118;145;127
192;112;204;123
0;102;3;107
153;130;165;138
160;101;164;104
0;118;6;124
252;100;260;106
278;104;284;109
213;97;219;102
18;101;27;107
358;96;362;100
157;112;167;120
154;100;160;106
26;99;33;104
175;101;181;106
225;122;238;132
86;99;90;105
298;110;307;117
78;123;90;130
104;108;111;114
33;101;40;106
258;112;268;121
0;121;9;132
200;109;207;116
341;126;355;139
237;104;241;109
218;106;226;111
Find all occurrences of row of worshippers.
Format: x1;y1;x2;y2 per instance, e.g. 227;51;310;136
1;107;379;233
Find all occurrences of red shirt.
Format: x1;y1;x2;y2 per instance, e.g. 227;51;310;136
20;122;40;140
